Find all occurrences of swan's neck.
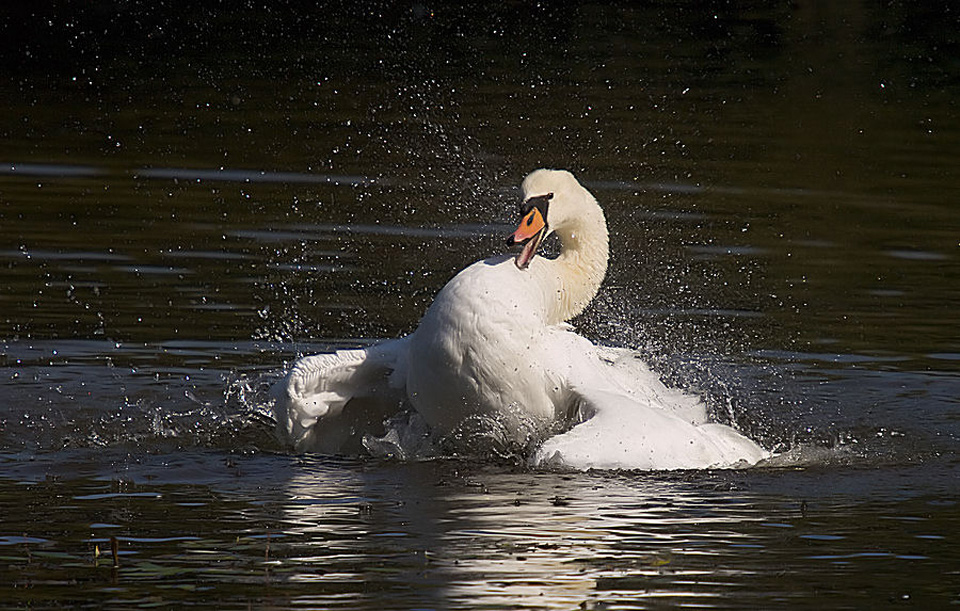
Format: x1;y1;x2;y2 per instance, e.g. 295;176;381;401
548;207;609;323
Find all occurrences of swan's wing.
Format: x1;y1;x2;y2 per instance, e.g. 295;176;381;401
538;330;767;470
272;336;410;453
591;345;708;425
535;386;768;470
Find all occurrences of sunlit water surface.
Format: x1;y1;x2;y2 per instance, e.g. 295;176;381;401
2;2;959;608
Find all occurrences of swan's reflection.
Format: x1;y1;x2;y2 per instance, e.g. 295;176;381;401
278;458;768;608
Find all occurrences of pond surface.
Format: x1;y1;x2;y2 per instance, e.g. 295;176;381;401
1;2;959;608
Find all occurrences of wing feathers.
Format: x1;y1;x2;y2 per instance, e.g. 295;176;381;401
272;336;411;452
538;329;767;470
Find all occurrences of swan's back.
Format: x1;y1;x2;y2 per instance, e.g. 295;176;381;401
405;255;562;438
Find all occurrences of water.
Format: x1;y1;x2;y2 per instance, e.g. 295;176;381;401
2;2;959;608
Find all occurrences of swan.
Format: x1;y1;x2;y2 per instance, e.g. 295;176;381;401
272;169;768;469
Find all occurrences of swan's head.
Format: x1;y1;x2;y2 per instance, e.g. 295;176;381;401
508;169;596;270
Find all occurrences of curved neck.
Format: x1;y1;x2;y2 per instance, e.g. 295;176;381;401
547;207;609;323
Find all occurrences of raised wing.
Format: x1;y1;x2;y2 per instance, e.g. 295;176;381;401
536;330;768;470
272;336;411;453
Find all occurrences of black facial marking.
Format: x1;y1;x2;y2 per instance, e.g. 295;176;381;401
520;192;553;220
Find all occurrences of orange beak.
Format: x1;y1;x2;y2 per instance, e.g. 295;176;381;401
509;207;547;270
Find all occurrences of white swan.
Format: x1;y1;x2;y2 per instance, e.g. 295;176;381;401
272;169;768;469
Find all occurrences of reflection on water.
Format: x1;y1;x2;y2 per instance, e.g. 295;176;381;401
1;454;958;609
1;0;959;607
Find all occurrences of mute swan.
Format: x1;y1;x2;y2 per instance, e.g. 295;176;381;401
272;169;768;469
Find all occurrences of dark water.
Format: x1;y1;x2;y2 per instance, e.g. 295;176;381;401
2;2;959;608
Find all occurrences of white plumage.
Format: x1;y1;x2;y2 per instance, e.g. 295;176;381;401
272;169;768;469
